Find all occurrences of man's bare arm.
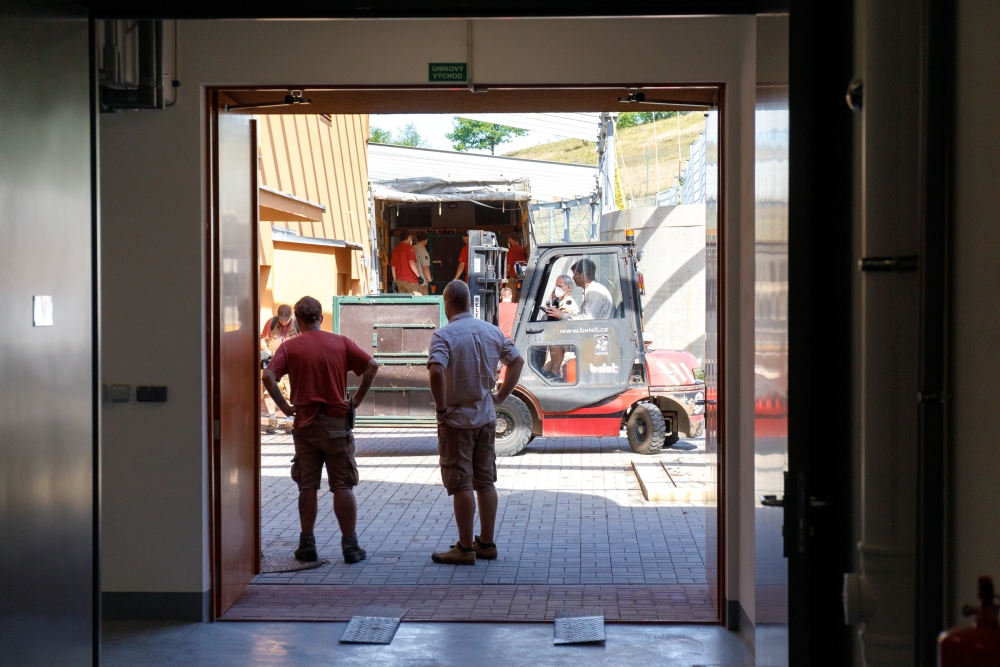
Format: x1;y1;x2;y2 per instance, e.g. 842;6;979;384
262;368;296;415
453;262;465;281
351;358;380;409
493;356;524;405
409;259;420;279
428;363;448;412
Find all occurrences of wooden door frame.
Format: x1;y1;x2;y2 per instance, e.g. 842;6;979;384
206;89;262;621
205;83;727;624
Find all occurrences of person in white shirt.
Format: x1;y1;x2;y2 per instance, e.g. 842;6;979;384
544;258;614;321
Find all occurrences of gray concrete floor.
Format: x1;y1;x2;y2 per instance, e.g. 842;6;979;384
103;620;758;666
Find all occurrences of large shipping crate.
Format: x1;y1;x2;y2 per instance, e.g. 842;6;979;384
333;294;447;426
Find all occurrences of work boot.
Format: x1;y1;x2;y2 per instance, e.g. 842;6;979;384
265;417;278;434
294;533;317;562
342;533;367;564
473;536;497;560
280;419;294;434
431;543;476;565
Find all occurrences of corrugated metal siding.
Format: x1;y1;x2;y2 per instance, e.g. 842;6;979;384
256;113;371;269
368;143;597;202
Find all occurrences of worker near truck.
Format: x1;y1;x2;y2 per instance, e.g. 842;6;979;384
262;296;380;565
453;234;469;281
390;229;424;294
413;231;432;294
427;280;524;565
260;304;298;434
505;233;527;301
545;258;614;321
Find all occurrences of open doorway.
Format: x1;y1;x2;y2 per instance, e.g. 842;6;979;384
207;86;723;623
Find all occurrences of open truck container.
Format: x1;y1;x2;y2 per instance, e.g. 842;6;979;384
333;293;447;427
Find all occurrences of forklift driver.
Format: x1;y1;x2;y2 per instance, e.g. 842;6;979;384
544;258;613;321
540;274;579;381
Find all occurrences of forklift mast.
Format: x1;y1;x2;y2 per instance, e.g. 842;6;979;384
465;229;508;327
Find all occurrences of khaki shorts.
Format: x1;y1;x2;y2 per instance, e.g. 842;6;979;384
290;413;359;491
395;279;423;295
436;420;497;495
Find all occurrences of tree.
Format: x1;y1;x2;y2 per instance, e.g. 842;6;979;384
394;123;428;148
616;111;678;129
446;118;527;155
369;126;393;144
369;123;428;148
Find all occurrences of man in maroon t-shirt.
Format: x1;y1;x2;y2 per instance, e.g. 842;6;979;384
263;295;379;564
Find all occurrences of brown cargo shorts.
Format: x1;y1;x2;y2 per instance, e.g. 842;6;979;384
395;279;424;295
436;420;497;496
290;413;359;492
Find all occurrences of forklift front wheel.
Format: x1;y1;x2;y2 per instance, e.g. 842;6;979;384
494;395;533;457
626;403;666;455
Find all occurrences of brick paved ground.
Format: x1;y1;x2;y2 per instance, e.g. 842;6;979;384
223;584;717;622
226;429;712;622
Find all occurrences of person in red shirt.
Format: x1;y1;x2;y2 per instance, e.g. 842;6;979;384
453;234;470;281
505;232;528;302
389;229;422;294
263;295;380;564
505;232;527;275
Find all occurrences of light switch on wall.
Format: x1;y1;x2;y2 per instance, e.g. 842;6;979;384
109;384;130;403
33;295;53;326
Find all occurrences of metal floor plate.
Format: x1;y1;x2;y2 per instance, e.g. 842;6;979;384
553;607;606;645
339;616;401;644
339;605;408;644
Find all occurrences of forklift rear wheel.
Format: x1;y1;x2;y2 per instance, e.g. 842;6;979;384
626;403;666;455
495;395;532;457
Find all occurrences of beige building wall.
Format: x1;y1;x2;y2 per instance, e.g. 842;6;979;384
255;113;371;331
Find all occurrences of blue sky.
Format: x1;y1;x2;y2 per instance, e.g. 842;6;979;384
369;114;566;154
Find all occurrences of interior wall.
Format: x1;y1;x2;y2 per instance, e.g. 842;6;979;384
99;15;759;617
0;4;96;664
951;0;1000;624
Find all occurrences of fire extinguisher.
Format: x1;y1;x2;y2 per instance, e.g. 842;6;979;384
938;576;1000;666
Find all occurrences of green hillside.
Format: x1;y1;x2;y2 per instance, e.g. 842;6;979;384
504;112;706;200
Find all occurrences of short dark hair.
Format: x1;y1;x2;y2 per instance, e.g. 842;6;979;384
572;258;597;281
415;231;428;242
276;304;292;317
294;296;323;324
442;280;470;311
399;229;411;239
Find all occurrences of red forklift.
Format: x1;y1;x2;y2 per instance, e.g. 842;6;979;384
465;230;705;456
336;229;704;456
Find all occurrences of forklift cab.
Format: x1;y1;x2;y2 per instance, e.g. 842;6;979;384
511;242;645;414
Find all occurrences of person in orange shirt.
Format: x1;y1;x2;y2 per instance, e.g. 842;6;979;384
453;234;469;281
506;233;527;274
505;232;528;301
390;229;423;294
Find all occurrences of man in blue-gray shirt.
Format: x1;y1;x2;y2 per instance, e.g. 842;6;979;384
427;280;524;564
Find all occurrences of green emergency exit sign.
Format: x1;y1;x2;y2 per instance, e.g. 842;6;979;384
429;63;467;82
